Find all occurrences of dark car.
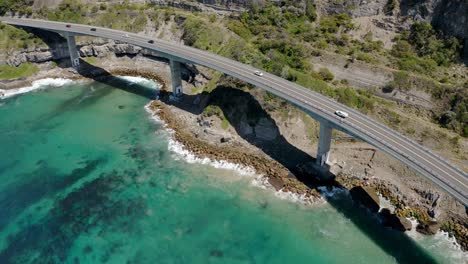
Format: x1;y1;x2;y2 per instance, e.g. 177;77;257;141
66;24;71;28
90;28;97;31
148;40;154;44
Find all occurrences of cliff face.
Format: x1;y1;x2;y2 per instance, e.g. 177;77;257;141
320;0;467;40
32;0;467;39
315;0;467;39
318;0;388;17
400;0;468;39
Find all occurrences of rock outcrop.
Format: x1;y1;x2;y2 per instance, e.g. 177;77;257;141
319;0;388;17
3;41;163;66
379;208;412;231
350;186;380;213
400;0;468;39
416;221;441;235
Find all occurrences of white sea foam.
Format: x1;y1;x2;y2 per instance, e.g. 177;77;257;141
145;101;258;177
167;137;257;176
405;218;468;261
317;186;350;198
0;78;74;99
274;189;320;205
250;175;272;190
117;76;161;90
145;105;323;205
145;102;327;206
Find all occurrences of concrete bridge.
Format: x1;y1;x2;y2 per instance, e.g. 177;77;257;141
1;17;467;206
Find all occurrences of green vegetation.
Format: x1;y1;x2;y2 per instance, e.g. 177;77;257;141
0;1;464;138
384;70;467;137
43;0;87;23
0;0;33;16
433;85;468;137
0;22;45;51
203;104;223;118
392;22;461;73
0;63;38;79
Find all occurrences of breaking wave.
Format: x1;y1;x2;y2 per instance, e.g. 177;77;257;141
0;78;74;99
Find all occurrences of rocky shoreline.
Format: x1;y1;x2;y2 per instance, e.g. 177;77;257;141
145;95;468;251
147;100;322;201
1;57;466;251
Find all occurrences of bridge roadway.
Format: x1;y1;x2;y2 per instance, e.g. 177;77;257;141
1;17;467;206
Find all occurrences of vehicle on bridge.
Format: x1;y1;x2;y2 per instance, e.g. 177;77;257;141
335;110;349;118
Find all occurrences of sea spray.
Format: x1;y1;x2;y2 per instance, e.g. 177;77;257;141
145;101;324;205
0;77;465;263
117;76;162;90
0;78;75;99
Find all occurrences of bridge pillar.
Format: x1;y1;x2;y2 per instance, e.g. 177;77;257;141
65;33;80;68
170;59;183;96
316;122;333;167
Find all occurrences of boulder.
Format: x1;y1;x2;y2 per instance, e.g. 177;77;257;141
416;221;440;235
268;177;283;191
79;46;94;57
350;186;380;213
379;208;412;231
220;137;230;143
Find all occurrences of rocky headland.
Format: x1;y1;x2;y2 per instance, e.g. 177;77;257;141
1;46;467;251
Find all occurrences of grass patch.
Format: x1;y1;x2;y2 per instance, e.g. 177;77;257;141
83;57;97;65
0;63;38;79
221;118;230;130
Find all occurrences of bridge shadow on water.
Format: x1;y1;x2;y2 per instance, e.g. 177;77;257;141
157;82;439;264
75;60;157;100
20;28;158;99
28;28;438;263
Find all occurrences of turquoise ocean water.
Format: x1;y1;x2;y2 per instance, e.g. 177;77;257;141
0;78;465;264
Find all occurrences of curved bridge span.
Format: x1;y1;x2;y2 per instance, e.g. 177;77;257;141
1;17;467;206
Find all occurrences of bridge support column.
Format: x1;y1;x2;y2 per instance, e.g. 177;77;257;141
65;33;80;68
170;59;183;96
316;122;333;167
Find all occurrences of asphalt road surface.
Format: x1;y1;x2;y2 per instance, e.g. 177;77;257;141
1;17;467;206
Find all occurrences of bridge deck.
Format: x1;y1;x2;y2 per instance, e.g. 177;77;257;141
1;17;466;206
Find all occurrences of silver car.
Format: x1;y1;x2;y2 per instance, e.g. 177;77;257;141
335;110;349;118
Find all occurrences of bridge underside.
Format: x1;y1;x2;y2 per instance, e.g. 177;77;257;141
58;33;336;174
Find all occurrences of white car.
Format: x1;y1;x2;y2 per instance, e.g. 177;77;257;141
254;71;263;77
335;110;349;118
124;34;129;37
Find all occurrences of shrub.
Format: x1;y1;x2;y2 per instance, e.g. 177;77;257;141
318;67;334;81
99;3;107;10
393;21;462;66
396;56;437;73
0;0;33;15
203;105;223;118
356;53;375;63
227;20;252;40
305;0;317;21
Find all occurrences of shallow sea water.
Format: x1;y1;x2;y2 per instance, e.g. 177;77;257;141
0;78;465;264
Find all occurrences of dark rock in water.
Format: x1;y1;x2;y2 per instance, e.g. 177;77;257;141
118;105;125;109
210;249;224;258
379;208;412;231
83;245;93;254
268;177;283;191
416;221;440;235
350;186;380;213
